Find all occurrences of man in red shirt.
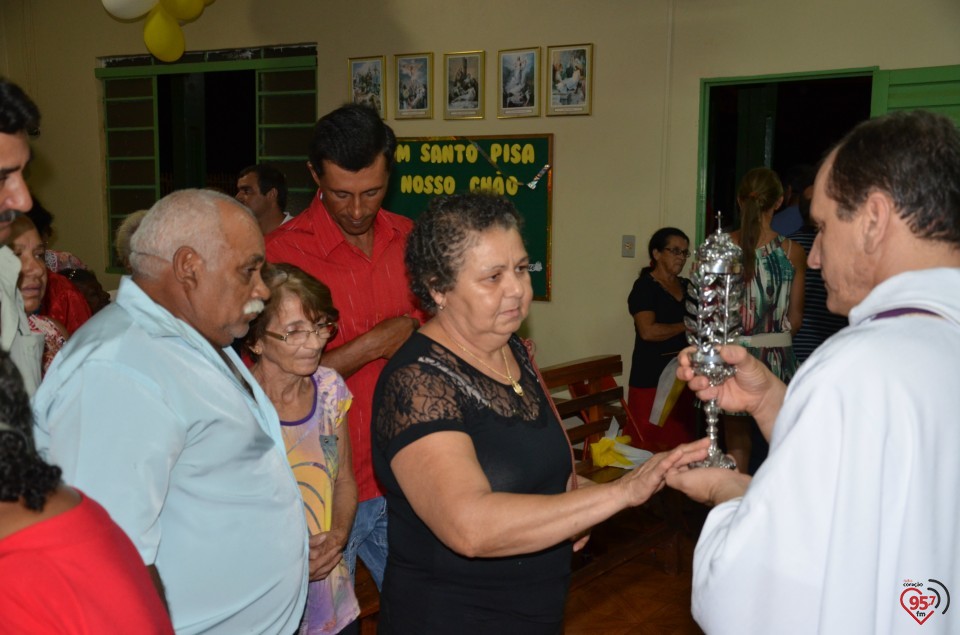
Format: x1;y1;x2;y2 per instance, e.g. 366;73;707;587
266;104;421;589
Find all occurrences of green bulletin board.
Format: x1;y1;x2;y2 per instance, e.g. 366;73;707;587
384;134;553;300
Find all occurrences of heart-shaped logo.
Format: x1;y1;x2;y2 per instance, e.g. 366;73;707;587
901;588;936;625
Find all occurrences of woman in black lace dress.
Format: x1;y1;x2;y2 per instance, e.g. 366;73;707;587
372;193;708;634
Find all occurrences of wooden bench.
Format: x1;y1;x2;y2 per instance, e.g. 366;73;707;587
538;353;686;586
539;354;646;483
355;561;379;633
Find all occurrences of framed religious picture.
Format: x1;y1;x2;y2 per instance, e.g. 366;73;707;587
394;52;433;119
347;55;386;119
546;44;593;116
443;51;484;120
497;47;539;118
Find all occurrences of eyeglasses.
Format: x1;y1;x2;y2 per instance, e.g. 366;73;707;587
662;247;690;258
264;320;338;346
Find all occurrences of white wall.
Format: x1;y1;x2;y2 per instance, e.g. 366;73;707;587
1;0;958;373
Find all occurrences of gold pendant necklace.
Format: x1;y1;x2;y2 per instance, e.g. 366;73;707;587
443;328;524;396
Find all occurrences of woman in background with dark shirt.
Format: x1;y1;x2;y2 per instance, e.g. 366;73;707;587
627;227;695;450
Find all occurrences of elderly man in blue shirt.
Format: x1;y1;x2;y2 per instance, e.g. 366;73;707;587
34;189;308;634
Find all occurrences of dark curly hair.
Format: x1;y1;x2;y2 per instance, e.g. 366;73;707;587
406;193;523;312
0;350;61;511
27;197;54;240
0;77;40;136
827;110;960;246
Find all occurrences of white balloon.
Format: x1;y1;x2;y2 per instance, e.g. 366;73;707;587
102;0;157;20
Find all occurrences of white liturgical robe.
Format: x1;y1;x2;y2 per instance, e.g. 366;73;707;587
692;268;960;634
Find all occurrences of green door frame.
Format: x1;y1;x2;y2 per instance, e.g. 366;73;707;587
870;64;960;118
695;67;877;243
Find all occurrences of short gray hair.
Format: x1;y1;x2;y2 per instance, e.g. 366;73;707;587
130;189;252;279
115;209;148;271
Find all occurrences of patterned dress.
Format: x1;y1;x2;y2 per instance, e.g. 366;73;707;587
27;314;66;376
740;235;798;383
280;367;359;635
44;249;86;273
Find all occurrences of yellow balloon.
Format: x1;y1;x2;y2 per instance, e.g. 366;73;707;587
160;0;203;21
143;6;185;63
204;0;215;5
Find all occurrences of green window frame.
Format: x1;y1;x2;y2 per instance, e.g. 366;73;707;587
95;49;317;271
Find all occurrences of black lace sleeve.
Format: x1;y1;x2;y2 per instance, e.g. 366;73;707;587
378;358;462;433
374;333;553;462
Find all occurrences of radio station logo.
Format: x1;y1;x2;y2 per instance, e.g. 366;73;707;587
900;579;950;626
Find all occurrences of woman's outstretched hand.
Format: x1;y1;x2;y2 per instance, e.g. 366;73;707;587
615;438;711;508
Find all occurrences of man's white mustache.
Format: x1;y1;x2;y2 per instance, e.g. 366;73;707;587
243;299;265;315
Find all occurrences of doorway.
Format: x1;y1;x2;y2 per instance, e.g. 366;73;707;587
157;70;257;195
700;71;873;237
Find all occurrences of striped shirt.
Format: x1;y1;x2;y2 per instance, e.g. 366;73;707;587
788;227;848;365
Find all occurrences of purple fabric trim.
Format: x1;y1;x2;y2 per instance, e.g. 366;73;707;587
279;374;319;426
872;307;939;320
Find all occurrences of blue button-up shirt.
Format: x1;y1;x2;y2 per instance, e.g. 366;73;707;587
34;277;308;635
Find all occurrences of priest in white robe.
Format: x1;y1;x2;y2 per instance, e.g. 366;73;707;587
668;109;960;635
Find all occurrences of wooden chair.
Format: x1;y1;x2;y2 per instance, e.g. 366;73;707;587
539;354;647;481
538;353;688;586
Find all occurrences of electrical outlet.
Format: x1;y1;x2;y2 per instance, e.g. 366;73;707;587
621;234;636;258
